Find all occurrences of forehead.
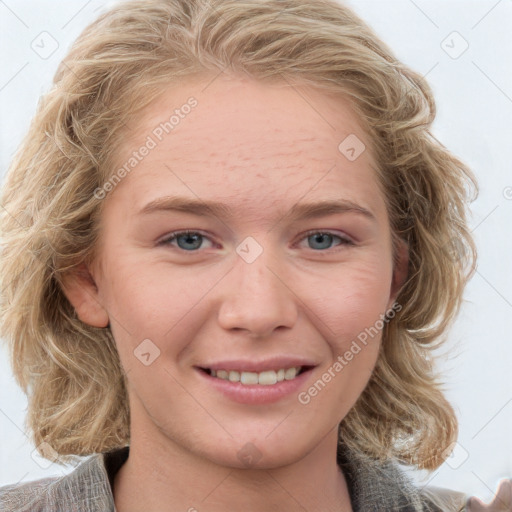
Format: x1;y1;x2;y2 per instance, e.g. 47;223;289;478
106;75;384;219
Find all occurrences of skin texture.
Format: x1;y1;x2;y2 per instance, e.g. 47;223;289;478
62;75;408;512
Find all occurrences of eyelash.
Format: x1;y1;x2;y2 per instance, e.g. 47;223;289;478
157;229;355;252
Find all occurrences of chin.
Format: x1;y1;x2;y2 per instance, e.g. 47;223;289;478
196;431;312;470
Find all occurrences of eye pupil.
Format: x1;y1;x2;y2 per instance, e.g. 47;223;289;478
177;233;202;250
309;233;334;250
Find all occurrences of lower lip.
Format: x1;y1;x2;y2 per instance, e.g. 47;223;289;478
196;368;314;405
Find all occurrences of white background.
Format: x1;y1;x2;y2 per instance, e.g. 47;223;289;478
0;0;511;505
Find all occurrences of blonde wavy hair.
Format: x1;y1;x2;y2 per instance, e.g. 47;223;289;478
0;0;477;470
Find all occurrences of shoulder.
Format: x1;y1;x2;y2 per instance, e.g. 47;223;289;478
336;442;487;511
0;476;61;512
419;485;470;511
419;479;512;511
0;453;115;512
337;443;471;511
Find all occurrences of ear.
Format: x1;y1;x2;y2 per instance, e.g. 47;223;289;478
388;237;409;308
60;262;109;328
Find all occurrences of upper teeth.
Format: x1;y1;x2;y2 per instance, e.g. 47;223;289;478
211;367;301;385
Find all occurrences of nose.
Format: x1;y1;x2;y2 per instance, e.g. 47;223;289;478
217;248;298;338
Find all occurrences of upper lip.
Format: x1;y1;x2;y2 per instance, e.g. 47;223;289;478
197;357;317;373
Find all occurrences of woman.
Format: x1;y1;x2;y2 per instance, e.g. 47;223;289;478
0;0;509;510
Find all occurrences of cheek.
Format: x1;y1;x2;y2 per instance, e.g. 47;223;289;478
293;257;393;340
99;254;223;353
297;262;390;413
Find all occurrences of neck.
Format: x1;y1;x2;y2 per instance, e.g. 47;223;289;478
113;422;353;512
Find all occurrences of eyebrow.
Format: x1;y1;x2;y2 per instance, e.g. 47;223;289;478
138;196;376;222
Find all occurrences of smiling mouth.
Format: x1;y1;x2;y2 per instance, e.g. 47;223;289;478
199;366;312;386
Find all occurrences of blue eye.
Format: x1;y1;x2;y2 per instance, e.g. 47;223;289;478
302;231;354;251
158;231;214;251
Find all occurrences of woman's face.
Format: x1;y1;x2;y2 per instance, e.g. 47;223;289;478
73;75;407;468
